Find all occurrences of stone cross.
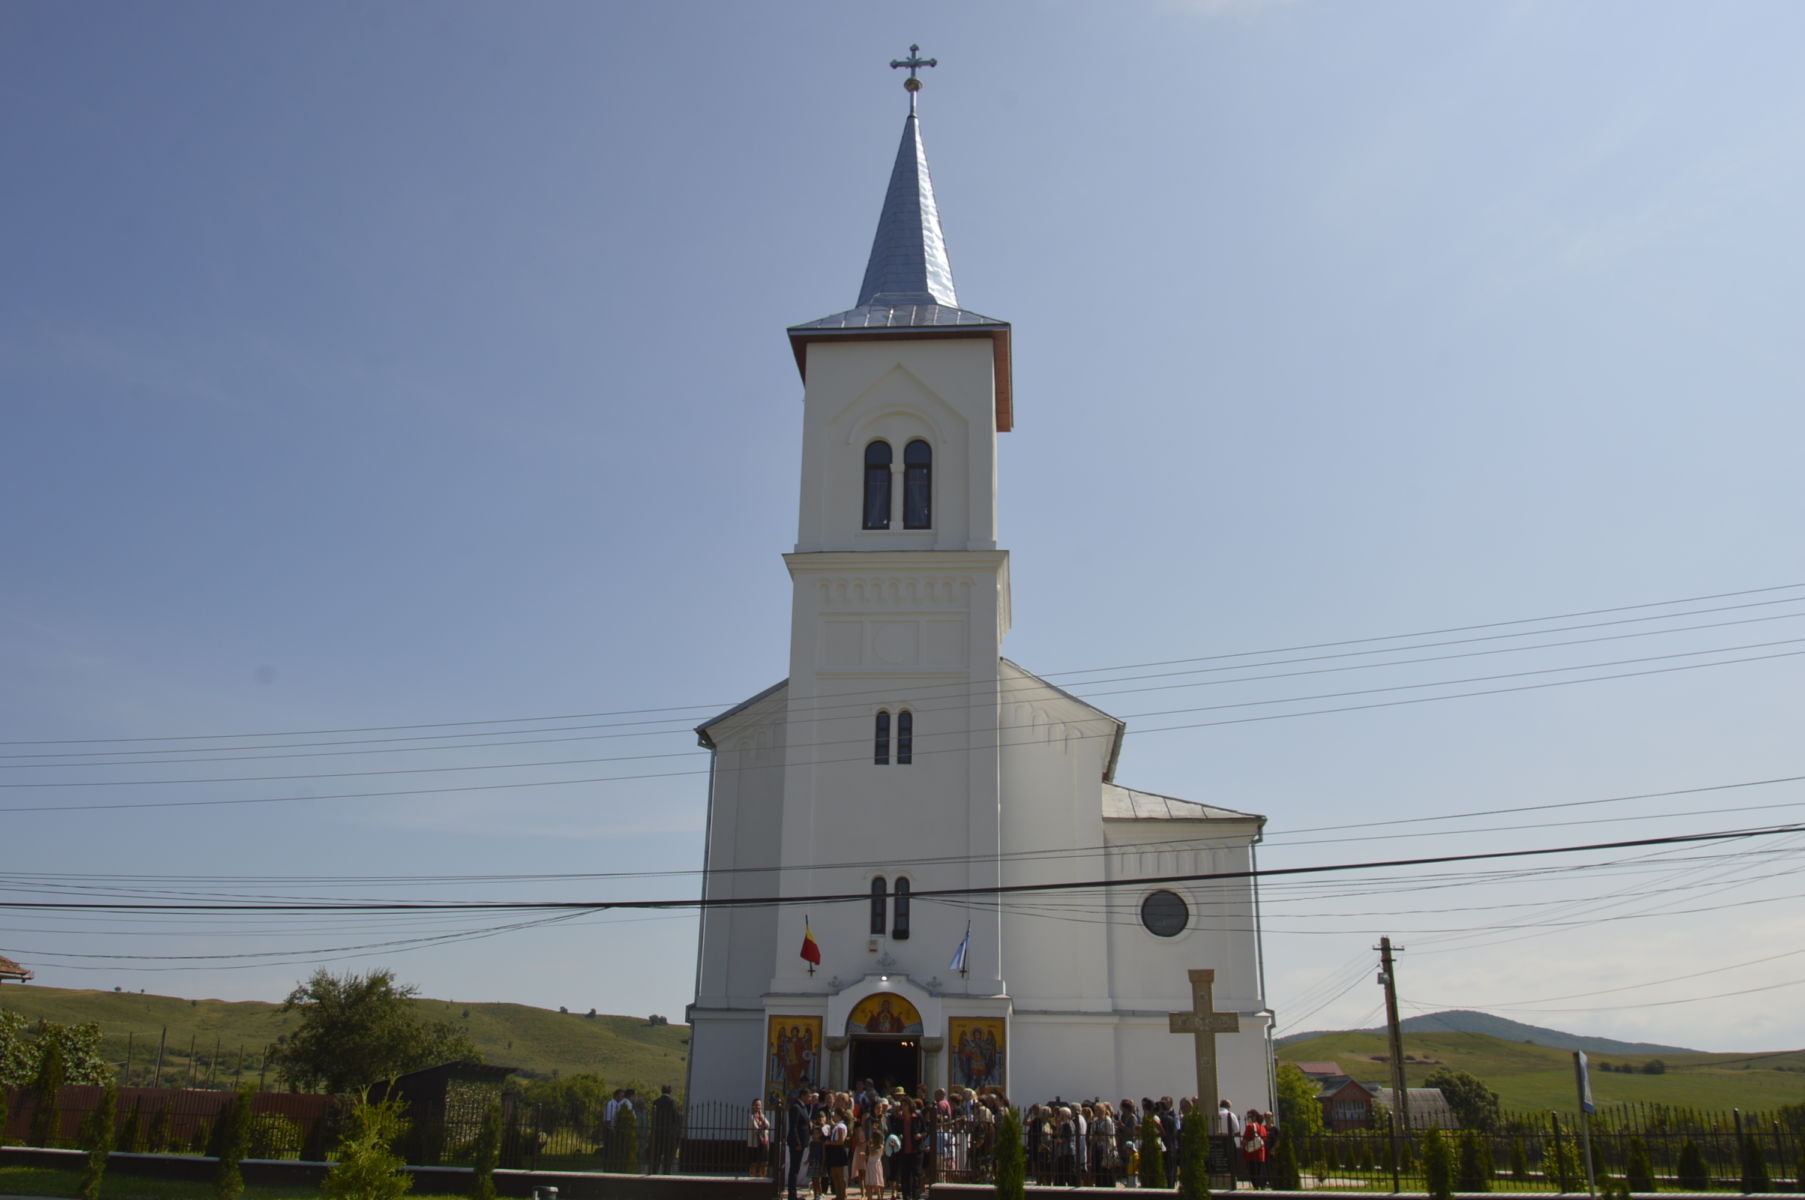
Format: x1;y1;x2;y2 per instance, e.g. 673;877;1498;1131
1168;968;1240;1116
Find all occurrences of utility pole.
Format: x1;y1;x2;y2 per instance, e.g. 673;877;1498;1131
1377;938;1412;1167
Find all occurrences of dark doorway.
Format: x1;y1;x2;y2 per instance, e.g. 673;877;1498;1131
848;1037;920;1095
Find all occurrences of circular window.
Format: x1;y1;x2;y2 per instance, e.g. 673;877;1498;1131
1140;890;1189;938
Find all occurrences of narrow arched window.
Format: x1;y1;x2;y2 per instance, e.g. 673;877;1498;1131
874;710;891;765
896;710;913;765
902;440;931;529
892;877;911;940
863;441;893;530
870;877;888;935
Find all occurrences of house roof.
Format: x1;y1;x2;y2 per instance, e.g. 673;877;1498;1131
1103;783;1264;823
0;954;32;983
1293;1061;1344;1077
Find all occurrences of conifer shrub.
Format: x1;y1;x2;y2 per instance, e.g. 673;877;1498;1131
1546;1136;1583;1193
191;1119;211;1154
28;1037;68;1147
471;1101;502;1200
249;1114;303;1159
215;1087;253;1200
1271;1121;1302;1190
1177;1107;1210;1200
78;1082;118;1200
1625;1136;1656;1192
1422;1128;1454;1200
607;1102;640;1173
994;1108;1026;1200
1139;1114;1166;1189
1509;1137;1529;1182
1358;1136;1375;1172
123;1098;147;1153
0;1084;9;1148
1740;1136;1771;1193
1456;1130;1492;1192
321;1095;412;1200
1676;1139;1708;1191
148;1102;174;1154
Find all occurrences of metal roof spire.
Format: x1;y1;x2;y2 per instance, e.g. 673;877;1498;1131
857;46;957;308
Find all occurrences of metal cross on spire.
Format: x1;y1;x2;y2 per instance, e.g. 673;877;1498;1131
890;43;937;112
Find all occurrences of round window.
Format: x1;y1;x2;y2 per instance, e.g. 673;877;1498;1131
1140;889;1189;938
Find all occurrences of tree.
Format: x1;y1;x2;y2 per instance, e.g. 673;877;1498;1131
1625;1136;1656;1193
471;1101;503;1200
1139;1114;1166;1189
607;1103;640;1173
78;1081;118;1200
1275;1064;1327;1138
28;1035;67;1146
1456;1130;1493;1192
1422;1128;1455;1200
1676;1138;1708;1191
321;1095;413;1200
2;1014;111;1091
215;1086;254;1200
1177;1107;1209;1200
1423;1068;1501;1133
271;969;478;1094
994;1108;1025;1200
1270;1121;1303;1190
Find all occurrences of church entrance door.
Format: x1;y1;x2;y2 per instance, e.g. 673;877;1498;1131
848;1037;919;1095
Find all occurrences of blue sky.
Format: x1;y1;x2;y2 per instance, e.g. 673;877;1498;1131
4;1;1803;1059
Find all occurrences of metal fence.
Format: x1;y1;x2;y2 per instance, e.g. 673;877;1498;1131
9;1087;1803;1187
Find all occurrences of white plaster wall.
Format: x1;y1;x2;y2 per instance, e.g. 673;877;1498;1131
685;1008;769;1111
794;340;998;554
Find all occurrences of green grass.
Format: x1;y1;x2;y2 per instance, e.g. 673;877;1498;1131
1280;1029;1805;1115
0;984;690;1091
0;1164;465;1200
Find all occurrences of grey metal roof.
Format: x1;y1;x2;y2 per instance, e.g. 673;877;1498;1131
790;111;1009;334
1101;783;1265;824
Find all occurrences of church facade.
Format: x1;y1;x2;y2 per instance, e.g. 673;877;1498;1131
684;82;1272;1114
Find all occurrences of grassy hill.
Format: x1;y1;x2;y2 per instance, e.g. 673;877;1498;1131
0;984;690;1091
1280;1028;1805;1115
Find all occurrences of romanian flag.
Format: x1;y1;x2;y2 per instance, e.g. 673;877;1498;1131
800;917;822;965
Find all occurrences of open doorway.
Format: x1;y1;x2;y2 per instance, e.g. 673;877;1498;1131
847;1037;920;1095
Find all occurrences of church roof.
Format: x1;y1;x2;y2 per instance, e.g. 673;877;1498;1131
788;107;1014;431
1102;783;1265;824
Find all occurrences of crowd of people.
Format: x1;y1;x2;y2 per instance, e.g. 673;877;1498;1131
762;1082;1281;1195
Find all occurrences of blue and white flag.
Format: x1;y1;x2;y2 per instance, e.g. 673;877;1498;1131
1574;1051;1595;1114
949;925;971;973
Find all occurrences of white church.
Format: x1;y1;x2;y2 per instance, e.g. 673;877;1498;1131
684;65;1272;1114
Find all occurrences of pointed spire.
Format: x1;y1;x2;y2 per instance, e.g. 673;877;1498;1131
857;112;959;308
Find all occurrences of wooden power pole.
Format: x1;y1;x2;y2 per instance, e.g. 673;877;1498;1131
1377;938;1412;1144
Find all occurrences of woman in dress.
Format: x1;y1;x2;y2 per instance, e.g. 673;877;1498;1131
1241;1107;1269;1189
826;1106;852;1200
747;1098;773;1178
1090;1100;1118;1188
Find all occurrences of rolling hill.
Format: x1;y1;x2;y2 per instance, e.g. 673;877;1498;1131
0;984;690;1089
1279;1009;1693;1056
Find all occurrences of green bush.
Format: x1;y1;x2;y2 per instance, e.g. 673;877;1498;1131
1177;1108;1209;1200
321;1095;412;1200
1741;1136;1771;1193
78;1082;118;1200
1422;1128;1454;1200
471;1101;502;1200
1676;1139;1709;1191
28;1038;67;1147
1626;1136;1656;1192
214;1087;253;1200
1139;1114;1166;1189
606;1102;639;1173
994;1108;1025;1200
1456;1131;1493;1192
1508;1138;1529;1182
1545;1136;1583;1193
249;1113;303;1159
1270;1122;1302;1190
147;1102;174;1154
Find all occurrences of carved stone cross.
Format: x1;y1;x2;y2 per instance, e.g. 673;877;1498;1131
1168;968;1240;1116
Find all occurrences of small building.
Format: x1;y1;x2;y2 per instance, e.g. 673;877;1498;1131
0;954;32;984
1314;1076;1377;1132
1369;1086;1456;1130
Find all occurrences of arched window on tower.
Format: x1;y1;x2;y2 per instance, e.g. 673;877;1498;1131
870;877;887;935
874;710;891;765
902;439;932;529
892;877;911;940
896;710;913;765
863;440;893;530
